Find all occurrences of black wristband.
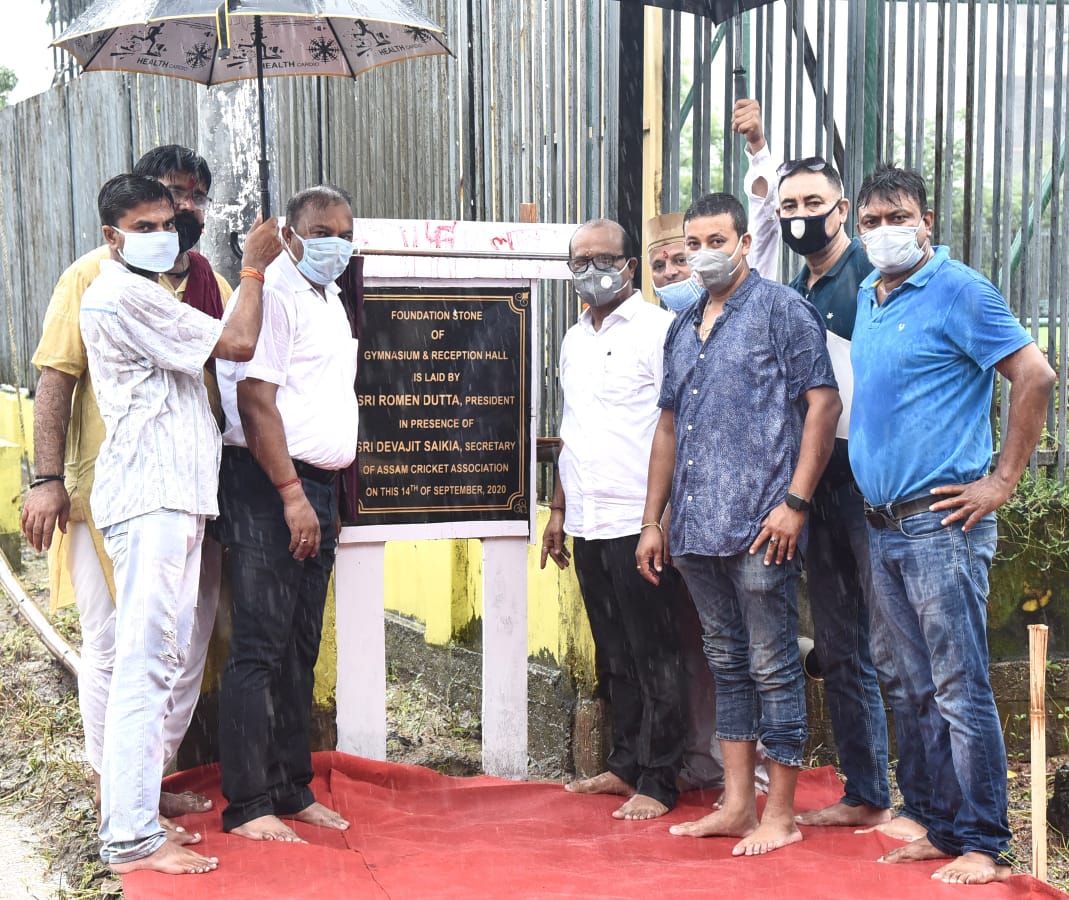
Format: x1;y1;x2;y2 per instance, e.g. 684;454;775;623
30;474;65;489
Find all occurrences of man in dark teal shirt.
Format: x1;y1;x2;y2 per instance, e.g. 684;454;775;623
775;156;922;838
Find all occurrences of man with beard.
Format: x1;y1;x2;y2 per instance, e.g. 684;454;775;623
21;145;231;836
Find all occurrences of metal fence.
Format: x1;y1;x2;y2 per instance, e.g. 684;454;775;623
658;0;1068;472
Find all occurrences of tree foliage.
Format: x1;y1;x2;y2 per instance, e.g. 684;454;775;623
0;67;17;110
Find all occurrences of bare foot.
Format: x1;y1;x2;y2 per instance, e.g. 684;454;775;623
796;801;891;827
732;818;803;856
670;806;758;838
286;802;350;831
229;814;306;842
879;835;951;864
109;840;218;875
612;794;669;820
932;852;1012;885
160;790;213;817
857;814;928;842
564;771;633;797
159;815;201;845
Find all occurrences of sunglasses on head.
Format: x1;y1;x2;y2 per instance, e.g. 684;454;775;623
777;157;832;179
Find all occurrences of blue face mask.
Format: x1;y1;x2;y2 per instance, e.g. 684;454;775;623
288;230;353;285
653;276;702;312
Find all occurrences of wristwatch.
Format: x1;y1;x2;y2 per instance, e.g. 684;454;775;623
785;492;811;512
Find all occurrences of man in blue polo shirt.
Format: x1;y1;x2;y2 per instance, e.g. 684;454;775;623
850;164;1054;885
637;192;840;856
774;153;922;840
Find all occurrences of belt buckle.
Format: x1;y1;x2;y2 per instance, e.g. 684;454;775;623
863;503;898;531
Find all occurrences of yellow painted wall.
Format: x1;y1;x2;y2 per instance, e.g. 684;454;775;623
379;513;596;685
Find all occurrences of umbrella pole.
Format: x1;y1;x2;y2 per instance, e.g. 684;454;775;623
732;16;746;101
255;15;271;218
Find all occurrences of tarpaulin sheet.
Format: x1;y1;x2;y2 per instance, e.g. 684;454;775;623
123;752;1068;899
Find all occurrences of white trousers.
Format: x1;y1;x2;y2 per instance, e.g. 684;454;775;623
69;520;220;774
98;510;207;864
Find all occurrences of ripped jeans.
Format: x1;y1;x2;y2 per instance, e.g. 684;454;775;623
99;509;206;866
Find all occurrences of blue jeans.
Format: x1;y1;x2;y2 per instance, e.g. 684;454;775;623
674;550;807;767
808;479;891;808
867;509;1010;861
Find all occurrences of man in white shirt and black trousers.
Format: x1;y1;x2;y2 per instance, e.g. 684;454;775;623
541;217;685;821
215;184;360;843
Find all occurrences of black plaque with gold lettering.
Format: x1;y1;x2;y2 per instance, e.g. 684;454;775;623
348;285;531;526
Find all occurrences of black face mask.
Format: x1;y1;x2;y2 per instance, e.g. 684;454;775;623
174;211;204;255
779;204;842;257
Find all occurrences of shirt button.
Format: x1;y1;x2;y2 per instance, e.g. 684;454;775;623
692;389;698;395
687;459;693;465
687;424;693;431
699;354;705;359
687;495;693;501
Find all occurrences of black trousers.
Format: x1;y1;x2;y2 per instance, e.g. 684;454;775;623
216;447;338;831
572;534;685;808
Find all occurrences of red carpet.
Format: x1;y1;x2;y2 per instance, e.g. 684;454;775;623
124;752;1067;899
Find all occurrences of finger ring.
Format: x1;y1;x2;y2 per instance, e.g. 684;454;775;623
636;565;643;570
300;538;309;543
769;537;779;544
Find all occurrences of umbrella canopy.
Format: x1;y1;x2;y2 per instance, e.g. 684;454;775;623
54;0;449;84
52;0;451;213
623;0;775;25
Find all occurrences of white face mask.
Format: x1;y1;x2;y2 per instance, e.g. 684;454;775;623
686;239;744;294
115;228;179;273
287;230;354;285
861;224;926;276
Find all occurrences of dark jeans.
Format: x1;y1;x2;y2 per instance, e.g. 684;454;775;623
216;447;338;831
808;477;891;809
572;534;685;809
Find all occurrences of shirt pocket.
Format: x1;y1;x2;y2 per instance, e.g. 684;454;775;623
598;347;650;403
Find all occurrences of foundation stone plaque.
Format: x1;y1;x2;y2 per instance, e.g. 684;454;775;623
349;285;531;526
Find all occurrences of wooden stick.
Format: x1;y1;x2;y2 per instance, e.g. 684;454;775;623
1029;623;1049;882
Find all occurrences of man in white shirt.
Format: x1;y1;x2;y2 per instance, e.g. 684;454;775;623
541;218;685;820
80;174;279;875
215;185;360;842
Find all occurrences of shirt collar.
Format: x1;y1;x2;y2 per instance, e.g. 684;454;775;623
579;289;646;330
817;236;865;284
692;269;760;323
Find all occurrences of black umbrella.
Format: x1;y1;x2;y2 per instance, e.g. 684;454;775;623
619;0;777;98
52;0;452;216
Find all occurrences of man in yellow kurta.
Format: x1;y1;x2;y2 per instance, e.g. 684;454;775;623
22;146;231;824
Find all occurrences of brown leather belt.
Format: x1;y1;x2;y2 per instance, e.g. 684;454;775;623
863;494;933;530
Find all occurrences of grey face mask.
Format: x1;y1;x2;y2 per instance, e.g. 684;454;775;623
572;264;629;306
687;240;743;294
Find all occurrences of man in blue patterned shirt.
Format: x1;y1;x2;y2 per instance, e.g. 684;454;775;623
636;192;840;856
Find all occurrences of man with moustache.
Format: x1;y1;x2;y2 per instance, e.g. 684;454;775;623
851;164;1053;885
22;145;231;829
541;217;685;820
